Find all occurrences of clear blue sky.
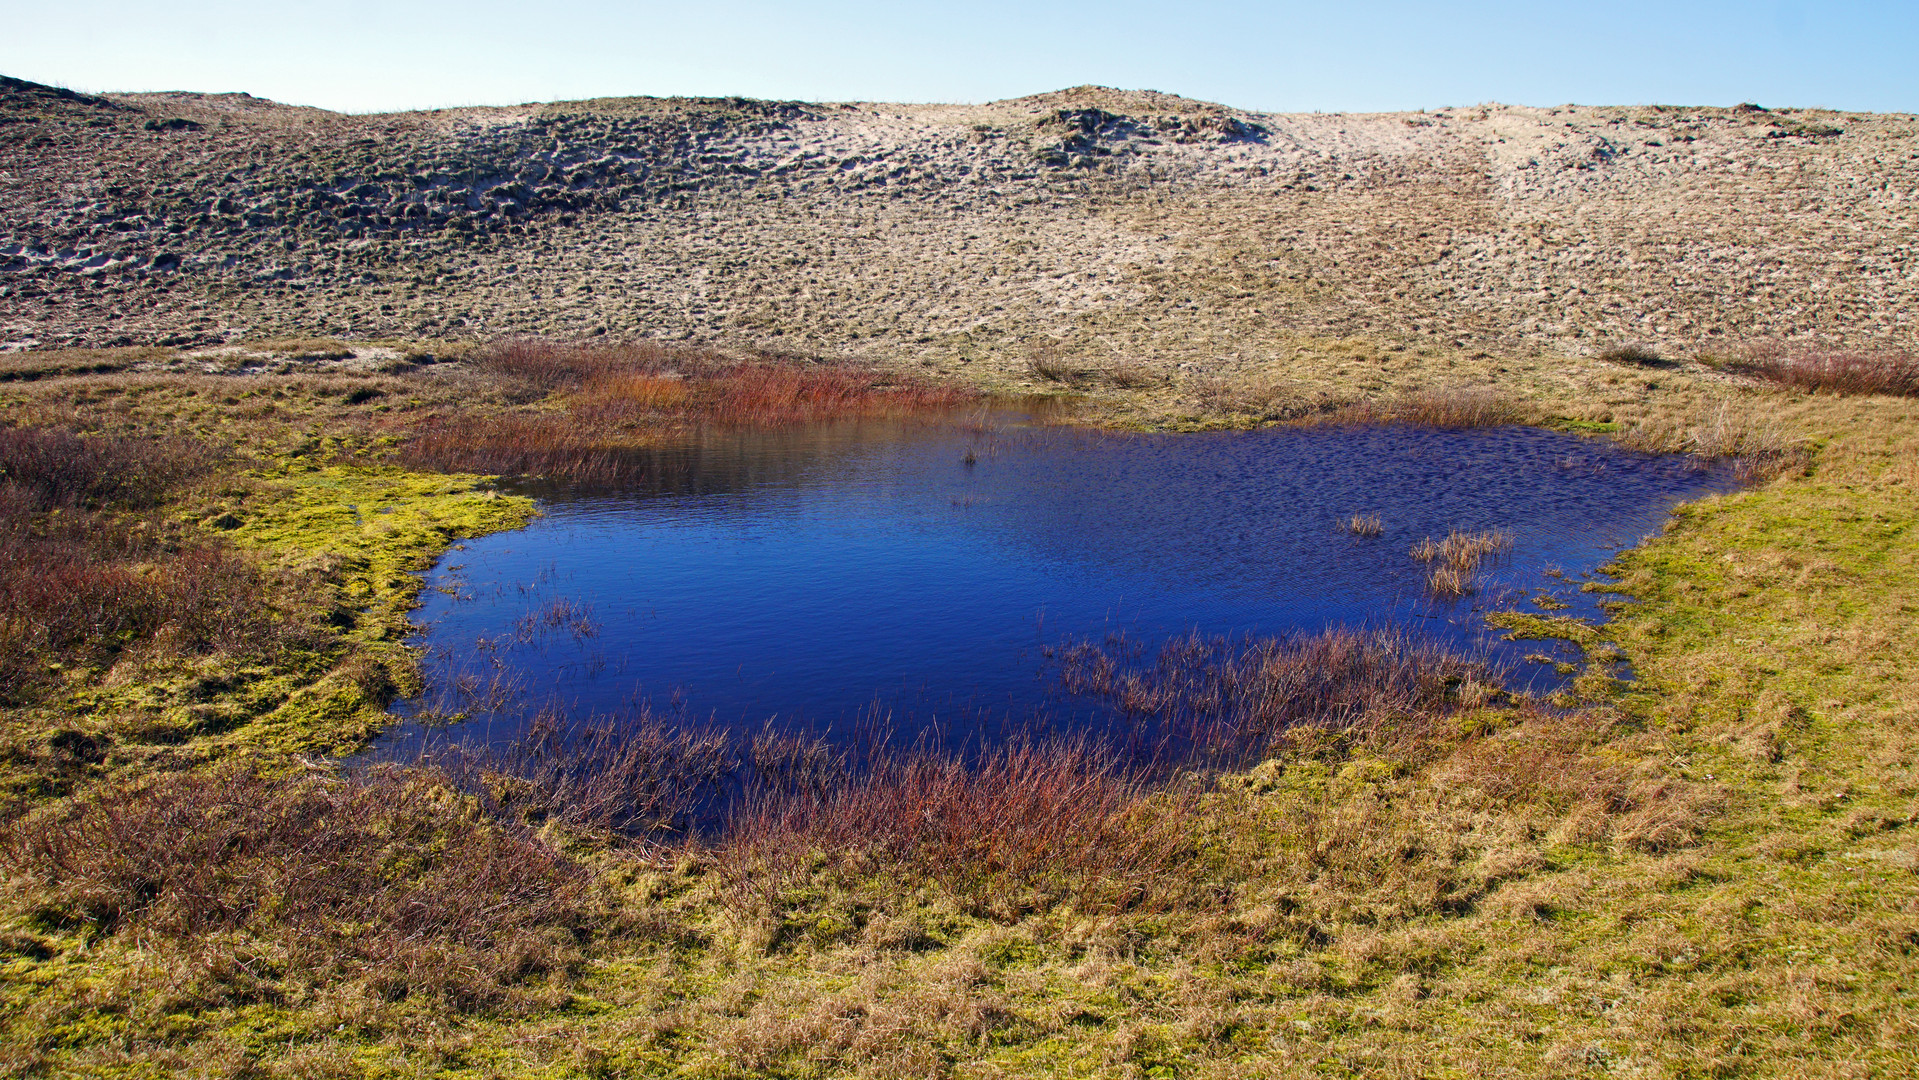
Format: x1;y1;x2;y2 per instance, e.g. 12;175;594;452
3;1;1914;115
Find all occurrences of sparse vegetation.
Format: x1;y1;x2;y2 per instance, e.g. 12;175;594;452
1321;385;1536;429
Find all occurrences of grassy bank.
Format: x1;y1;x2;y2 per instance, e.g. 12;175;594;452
1;339;1916;1077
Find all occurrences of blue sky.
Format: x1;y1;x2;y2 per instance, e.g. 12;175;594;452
2;1;1914;115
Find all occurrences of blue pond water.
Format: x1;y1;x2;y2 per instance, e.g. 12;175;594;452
386;418;1738;748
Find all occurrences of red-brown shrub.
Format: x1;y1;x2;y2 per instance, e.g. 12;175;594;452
716;733;1200;916
0;427;218;510
403;337;978;483
0;429;303;701
7;765;594;1010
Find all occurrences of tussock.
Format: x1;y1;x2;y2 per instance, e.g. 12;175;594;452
1338;512;1384;537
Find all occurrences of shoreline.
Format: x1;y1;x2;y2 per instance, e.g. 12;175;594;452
2;345;1915;1076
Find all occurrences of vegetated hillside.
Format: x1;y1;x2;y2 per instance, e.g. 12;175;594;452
1;74;1916;377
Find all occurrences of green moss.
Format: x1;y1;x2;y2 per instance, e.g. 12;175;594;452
9;464;534;781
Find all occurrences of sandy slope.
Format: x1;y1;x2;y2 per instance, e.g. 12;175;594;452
1;77;1915;375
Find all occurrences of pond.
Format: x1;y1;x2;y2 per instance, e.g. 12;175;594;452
383;416;1739;751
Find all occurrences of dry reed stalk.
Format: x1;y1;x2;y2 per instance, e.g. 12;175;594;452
511;598;599;645
426;709;737;836
1057;627;1502;756
1407;528;1512;597
583;372;691;410
1409;528;1514;570
398;412;657;486
1425;563;1473;597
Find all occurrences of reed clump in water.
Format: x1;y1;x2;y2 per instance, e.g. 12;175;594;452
1338;512;1384;537
1409;528;1514;596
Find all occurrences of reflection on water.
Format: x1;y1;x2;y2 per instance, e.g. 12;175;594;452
385;417;1739;750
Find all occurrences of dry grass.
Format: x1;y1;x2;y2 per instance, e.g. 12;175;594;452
242;336;358;361
1727;341;1919;397
1322;385;1535;429
1615;397;1813;481
1026;345;1164;390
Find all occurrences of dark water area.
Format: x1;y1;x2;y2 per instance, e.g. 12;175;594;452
381;417;1739;754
